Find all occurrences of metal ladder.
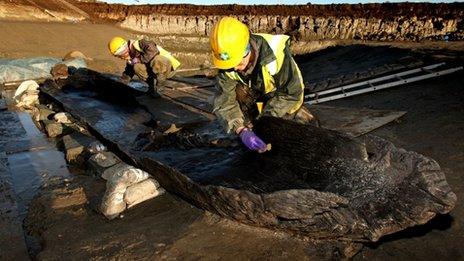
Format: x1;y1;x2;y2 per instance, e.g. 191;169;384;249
305;63;463;105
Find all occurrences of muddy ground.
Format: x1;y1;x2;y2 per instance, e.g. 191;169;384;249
1;21;463;259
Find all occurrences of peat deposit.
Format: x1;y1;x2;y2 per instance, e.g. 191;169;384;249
75;2;464;41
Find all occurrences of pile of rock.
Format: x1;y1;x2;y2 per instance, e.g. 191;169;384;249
16;83;165;220
61;133;165;219
31;105;87;138
60;131;165;220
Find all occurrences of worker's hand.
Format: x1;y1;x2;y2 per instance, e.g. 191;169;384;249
239;128;267;153
129;57;140;65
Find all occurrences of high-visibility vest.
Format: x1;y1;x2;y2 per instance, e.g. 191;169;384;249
225;33;304;114
133;40;181;70
157;46;181;70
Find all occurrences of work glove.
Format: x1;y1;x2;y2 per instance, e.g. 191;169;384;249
129;57;140;65
239;128;268;152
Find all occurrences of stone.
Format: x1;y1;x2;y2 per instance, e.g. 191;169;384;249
87;152;121;178
50;63;69;80
53;112;73;124
63;50;89;61
87;141;107;154
42;120;73;138
62;133;96;165
32;104;55;122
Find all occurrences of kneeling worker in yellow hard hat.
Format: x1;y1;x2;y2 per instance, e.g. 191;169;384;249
108;37;181;97
210;17;317;153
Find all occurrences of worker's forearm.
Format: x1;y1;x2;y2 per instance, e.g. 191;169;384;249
213;73;246;133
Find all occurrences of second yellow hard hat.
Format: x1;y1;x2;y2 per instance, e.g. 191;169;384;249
108;36;127;55
210;17;250;70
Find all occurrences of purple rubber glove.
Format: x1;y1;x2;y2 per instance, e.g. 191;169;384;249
129;57;140;65
239;128;267;152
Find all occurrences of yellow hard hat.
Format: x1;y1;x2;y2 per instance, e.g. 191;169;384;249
108;37;127;55
210;17;250;70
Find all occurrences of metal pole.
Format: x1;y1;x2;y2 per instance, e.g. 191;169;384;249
305;63;445;99
305;66;463;105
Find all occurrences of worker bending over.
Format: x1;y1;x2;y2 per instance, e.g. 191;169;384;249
210;17;316;152
108;37;181;97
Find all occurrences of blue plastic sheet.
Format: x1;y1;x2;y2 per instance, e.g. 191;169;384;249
0;57;86;84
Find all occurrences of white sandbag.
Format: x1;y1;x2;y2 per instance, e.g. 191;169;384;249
53;112;73;124
102;163;150;185
100;179;127;220
127;188;165;209
124;178;161;206
100;164;152;219
13;80;39;102
16;90;39;107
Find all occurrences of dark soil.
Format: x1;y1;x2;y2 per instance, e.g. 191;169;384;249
72;2;464;22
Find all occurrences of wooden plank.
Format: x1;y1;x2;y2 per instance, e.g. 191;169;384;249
163;89;213;114
164;77;215;90
163;88;406;138
171;76;216;87
160;80;406;138
309;105;406;137
163;80;196;90
190;87;216;98
179;88;213;101
136;94;212;127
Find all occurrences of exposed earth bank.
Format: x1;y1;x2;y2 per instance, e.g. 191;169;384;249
4;1;463;41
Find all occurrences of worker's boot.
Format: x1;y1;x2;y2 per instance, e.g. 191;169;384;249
145;79;162;98
293;105;320;127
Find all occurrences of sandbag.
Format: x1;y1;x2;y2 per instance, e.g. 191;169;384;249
101;163;150;184
100;179;127;220
100;164;152;219
124;178;162;207
53;112;73;124
13;80;39;101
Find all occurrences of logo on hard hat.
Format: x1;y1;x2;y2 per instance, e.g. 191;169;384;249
219;52;230;61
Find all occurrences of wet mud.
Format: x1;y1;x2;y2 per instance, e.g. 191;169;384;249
0;104;74;258
0;110;71;218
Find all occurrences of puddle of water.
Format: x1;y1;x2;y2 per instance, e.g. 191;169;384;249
8;111;71;218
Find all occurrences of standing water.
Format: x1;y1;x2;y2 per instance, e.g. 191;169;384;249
7;111;71;219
